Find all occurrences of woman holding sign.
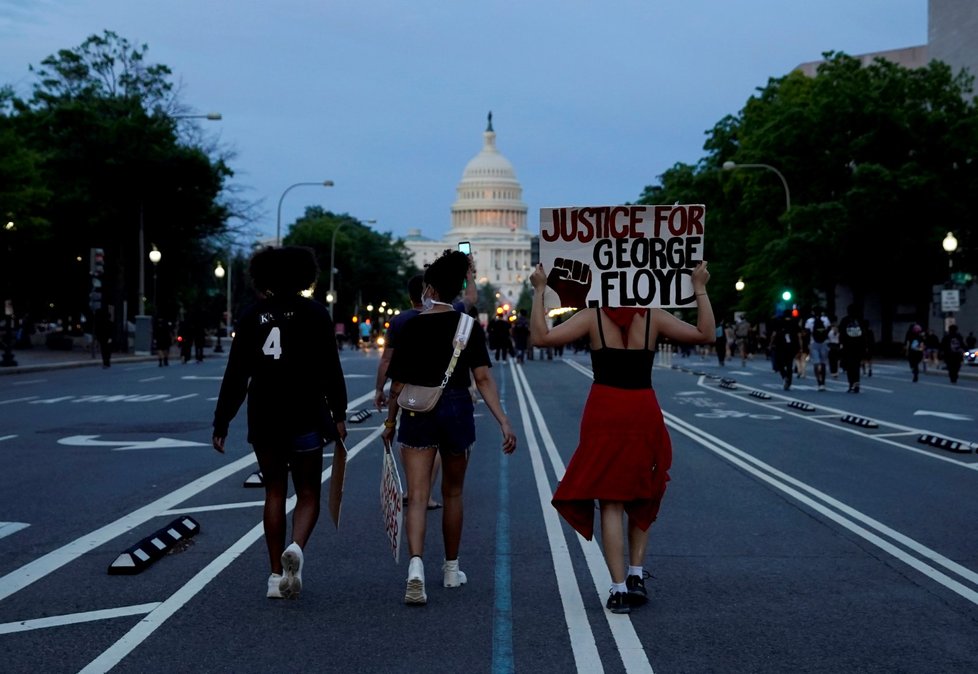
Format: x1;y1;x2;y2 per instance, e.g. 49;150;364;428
529;260;714;614
383;250;517;606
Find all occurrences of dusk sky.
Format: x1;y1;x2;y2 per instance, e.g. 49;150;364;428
0;1;927;245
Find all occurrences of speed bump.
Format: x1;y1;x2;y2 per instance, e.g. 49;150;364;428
840;414;878;429
749;390;772;400
788;401;816;412
917;434;977;454
108;516;200;575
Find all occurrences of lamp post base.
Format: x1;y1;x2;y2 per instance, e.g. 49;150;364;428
0;350;16;367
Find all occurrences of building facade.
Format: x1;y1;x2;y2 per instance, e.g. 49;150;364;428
403;114;532;306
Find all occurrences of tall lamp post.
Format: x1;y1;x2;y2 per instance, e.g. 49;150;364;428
276;180;334;247
327;218;374;318
942;232;959;330
148;245;161;314
1;219;16;367
722;160;791;216
213;259;231;353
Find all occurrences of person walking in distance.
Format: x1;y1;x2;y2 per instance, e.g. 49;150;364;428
212;246;348;599
94;307;113;369
826;318;841;379
153;317;172;367
940;324;966;384
771;314;800;391
838;304;868;393
805;309;831;391
734;316;751;366
905;323;925;383
530;260;714;614
382;250;517;606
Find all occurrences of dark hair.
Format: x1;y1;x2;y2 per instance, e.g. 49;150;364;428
249;246;319;296
423;250;470;301
407;274;424;303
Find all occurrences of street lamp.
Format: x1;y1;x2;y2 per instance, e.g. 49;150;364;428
276;180;334;247
1;220;16;367
722;160;791;214
327;218;374;318
942;231;958;269
735;278;746;292
148;245;161;316
213;260;231;353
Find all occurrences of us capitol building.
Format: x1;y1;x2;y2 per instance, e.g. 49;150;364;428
403;113;533;306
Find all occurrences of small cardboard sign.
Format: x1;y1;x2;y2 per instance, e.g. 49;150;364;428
380;440;404;562
327;439;348;528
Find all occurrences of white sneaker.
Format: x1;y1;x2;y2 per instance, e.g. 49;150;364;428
405;556;427;605
267;573;284;599
280;542;303;599
443;559;467;588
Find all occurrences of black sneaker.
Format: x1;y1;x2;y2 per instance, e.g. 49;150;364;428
626;571;651;606
606;591;630;614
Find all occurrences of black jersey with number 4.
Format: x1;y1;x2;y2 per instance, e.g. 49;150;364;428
213;295;347;446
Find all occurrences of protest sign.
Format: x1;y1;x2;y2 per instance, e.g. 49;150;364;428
380;440;404;563
539;204;706;309
327;438;347;528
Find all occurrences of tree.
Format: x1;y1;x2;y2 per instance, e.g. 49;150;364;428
4;31;235;332
285;208;420;326
640;52;978;342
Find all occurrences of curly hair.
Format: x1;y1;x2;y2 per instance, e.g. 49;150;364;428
249;246;320;296
423;250;470;301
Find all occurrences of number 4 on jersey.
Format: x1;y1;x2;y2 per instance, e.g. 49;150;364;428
262;327;283;359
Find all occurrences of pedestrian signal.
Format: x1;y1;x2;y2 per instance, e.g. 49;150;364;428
90;247;105;276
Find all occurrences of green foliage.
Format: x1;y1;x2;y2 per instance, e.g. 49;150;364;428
1;31;234;326
285;208;420;326
640;51;978;331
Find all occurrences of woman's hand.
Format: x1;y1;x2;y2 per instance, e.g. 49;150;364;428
691;260;710;294
212;435;226;454
381;423;395;446
529;263;548;290
336;421;347;441
499;419;517;454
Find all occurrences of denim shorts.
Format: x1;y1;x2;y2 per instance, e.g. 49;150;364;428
397;387;475;456
809;341;829;366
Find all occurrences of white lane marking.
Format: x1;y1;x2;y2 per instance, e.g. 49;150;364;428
0;435;16;443
29;396;73;404
0;397;38;405
521;360;655;673
138;376;165;382
161;501;263;516
0;522;29;539
696;378;977;467
0;603;161;635
508;362;606;673
665;414;978;604
180;375;223;380
80;412;377;674
914;410;973;421
11;379;46;386
164;394;198;403
57;436;209;451
0;452;257;602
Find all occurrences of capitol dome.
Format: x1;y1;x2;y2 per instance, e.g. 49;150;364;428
449;112;528;236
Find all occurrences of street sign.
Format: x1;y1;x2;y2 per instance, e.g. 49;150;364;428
941;289;960;312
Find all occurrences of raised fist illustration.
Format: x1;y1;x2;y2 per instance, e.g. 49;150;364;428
547;257;592;309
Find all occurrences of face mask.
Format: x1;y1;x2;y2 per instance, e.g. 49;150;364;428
422;286;435;312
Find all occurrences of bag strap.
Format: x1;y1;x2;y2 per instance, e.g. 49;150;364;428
439;313;475;388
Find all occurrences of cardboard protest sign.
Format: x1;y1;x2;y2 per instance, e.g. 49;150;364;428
380;439;404;563
327;438;347;528
539;205;706;309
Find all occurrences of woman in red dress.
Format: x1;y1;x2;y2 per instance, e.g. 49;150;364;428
529;261;714;614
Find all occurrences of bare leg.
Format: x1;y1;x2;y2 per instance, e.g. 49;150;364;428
403;446;437;557
289;448;323;549
627;516;650;568
440;450;469;560
429;452;443;508
599;501;626;583
255;447;289;575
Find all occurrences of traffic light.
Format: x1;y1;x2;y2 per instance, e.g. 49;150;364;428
89;248;105;310
351;316;358;323
791;305;799;318
781;290;792;302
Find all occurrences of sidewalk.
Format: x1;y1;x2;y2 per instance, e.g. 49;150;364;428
0;344;225;376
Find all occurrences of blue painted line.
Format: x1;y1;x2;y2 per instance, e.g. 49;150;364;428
492;365;514;673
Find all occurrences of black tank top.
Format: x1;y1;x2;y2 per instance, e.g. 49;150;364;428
590;308;655;390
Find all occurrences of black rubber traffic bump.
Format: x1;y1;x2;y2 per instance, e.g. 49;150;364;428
108;516;200;575
917;434;977;454
707;374;722;380
719;380;738;390
749;390;772;400
348;409;372;424
840;414;879;429
788;401;816;412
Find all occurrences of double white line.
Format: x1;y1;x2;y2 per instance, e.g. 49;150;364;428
509;360;655;674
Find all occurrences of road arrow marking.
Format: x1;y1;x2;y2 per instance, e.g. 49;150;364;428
57;435;210;451
913;410;973;421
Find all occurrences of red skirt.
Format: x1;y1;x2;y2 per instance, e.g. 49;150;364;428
552;383;672;540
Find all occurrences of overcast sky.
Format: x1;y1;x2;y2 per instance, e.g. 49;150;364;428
0;0;927;244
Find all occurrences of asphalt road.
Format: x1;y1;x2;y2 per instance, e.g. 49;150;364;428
0;347;976;673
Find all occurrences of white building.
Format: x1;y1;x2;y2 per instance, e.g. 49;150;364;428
403;114;533;305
